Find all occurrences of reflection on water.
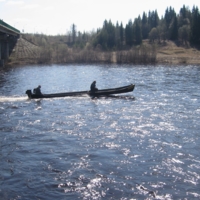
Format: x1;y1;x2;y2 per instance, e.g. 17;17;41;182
0;64;200;199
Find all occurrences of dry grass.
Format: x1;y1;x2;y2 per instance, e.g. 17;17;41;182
156;41;200;65
7;39;200;66
8;36;40;66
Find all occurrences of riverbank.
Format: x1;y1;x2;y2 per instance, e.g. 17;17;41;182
156;41;200;65
6;40;200;67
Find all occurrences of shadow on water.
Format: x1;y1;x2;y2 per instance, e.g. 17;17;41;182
90;95;135;100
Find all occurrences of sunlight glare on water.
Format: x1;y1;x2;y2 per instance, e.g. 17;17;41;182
0;64;200;199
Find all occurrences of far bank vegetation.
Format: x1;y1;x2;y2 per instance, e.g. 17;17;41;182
10;5;200;65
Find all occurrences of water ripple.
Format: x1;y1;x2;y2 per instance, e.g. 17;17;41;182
0;64;200;199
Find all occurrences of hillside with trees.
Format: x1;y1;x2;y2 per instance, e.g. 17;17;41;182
9;5;200;66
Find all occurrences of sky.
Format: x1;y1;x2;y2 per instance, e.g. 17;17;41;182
0;0;200;35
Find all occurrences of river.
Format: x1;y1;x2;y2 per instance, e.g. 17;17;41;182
0;64;200;199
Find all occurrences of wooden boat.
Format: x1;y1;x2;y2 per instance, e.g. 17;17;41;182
25;84;135;99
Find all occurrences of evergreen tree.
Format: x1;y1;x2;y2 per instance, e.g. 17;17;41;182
142;12;148;24
135;19;142;45
158;18;168;42
164;6;176;29
148;10;159;30
120;22;124;46
67;32;71;45
106;20;116;48
142;12;149;39
71;23;77;44
179;5;192;27
115;21;120;48
154;10;159;28
93;21;108;49
93;20;116;49
77;31;82;44
170;15;178;40
148;11;153;29
178;5;192;43
190;6;200;45
82;32;87;43
164;7;176;39
99;29;108;49
125;20;133;46
180;5;188;18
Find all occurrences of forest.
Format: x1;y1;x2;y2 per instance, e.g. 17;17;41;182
11;5;200;65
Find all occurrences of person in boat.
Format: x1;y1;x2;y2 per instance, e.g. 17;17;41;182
33;85;42;95
90;81;98;92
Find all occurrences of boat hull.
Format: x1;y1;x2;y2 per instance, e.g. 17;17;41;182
89;84;135;96
26;84;135;99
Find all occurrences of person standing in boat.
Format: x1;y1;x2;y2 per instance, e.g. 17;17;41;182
90;81;98;92
33;85;42;95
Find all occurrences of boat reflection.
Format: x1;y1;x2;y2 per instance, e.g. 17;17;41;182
100;95;135;100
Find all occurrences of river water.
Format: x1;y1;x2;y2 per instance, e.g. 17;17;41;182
0;64;199;199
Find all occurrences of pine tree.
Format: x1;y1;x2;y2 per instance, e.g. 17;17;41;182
135;19;142;45
125;20;133;46
148;10;159;30
164;6;176;39
190;6;200;45
120;22;124;46
164;6;176;29
71;24;76;44
179;5;192;27
180;5;188;18
154;10;159;27
115;21;120;48
93;19;116;50
106;20;115;49
142;12;149;39
170;15;178;40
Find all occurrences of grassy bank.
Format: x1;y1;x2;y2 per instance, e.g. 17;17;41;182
156;41;200;65
7;35;200;67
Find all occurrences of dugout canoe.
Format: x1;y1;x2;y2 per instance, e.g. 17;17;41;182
25;84;135;99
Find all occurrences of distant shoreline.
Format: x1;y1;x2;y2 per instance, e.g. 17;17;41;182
6;41;200;67
6;54;200;67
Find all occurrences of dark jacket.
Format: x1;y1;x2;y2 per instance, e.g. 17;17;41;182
90;81;98;92
33;86;42;95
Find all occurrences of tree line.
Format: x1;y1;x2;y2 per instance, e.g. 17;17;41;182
18;4;199;65
68;5;200;49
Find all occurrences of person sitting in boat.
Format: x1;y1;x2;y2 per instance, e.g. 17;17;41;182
90;81;98;92
33;85;42;95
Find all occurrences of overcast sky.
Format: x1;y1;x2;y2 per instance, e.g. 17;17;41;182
0;0;199;35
